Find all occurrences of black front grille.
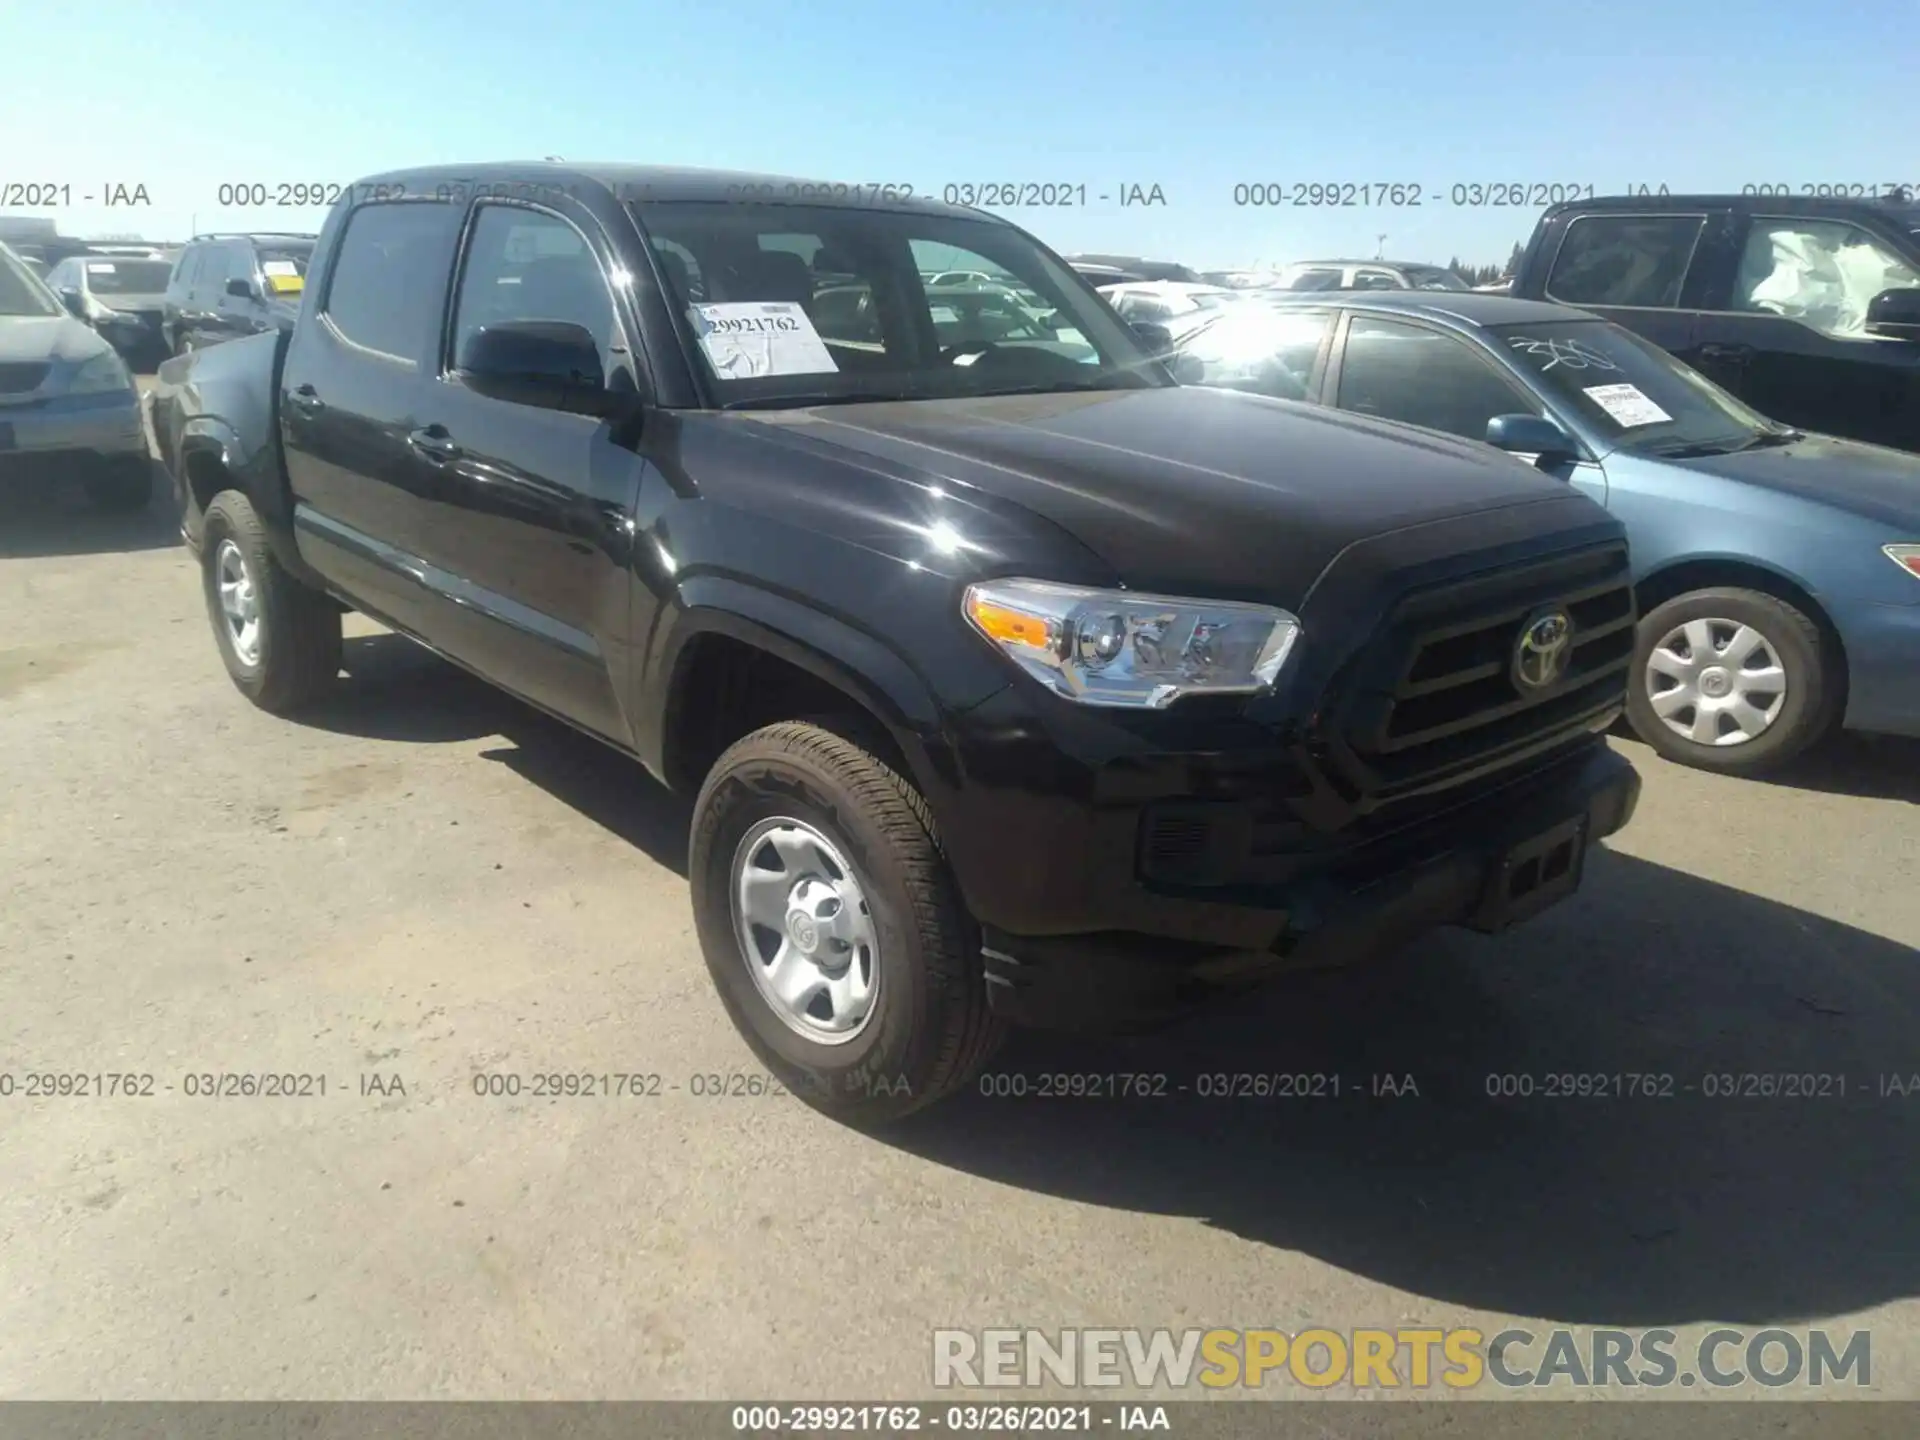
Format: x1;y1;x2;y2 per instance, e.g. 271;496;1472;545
1334;541;1634;805
0;362;49;395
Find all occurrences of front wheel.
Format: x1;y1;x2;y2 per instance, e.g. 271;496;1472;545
1626;587;1837;774
200;490;342;714
689;721;1005;1125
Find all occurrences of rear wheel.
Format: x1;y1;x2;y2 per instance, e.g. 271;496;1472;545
1626;587;1836;774
200;490;341;714
689;720;1005;1125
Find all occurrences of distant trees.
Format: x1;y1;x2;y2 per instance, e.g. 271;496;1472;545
1444;239;1531;285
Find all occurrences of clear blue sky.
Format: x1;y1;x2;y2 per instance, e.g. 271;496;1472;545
3;0;1915;270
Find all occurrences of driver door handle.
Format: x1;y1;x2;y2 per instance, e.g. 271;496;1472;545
288;383;324;416
407;425;461;463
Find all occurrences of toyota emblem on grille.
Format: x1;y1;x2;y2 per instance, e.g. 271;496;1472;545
1512;607;1574;692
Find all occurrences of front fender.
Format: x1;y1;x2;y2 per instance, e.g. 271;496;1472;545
639;574;999;800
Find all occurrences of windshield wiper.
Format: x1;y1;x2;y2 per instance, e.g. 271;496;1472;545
720;390;912;411
1727;427;1804;452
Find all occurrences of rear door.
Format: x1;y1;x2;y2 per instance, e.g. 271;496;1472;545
405;196;649;741
1538;209;1721;369
280;196;465;632
1692;212;1920;451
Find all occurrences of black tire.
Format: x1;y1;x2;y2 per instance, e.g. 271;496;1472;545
200;490;341;714
1626;586;1837;774
83;461;152;513
689;720;1006;1126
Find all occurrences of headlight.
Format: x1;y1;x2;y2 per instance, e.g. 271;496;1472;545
1886;544;1920;580
963;578;1301;708
65;351;133;395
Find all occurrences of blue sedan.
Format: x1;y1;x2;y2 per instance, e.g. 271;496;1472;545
1167;292;1920;773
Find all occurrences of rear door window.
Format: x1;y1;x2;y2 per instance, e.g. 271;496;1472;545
1546;214;1706;308
320;202;463;366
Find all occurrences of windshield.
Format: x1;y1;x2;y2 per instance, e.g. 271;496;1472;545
81;259;174;295
630;201;1165;407
0;245;62;317
1492;320;1781;455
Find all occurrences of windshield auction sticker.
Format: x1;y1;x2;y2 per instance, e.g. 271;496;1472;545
688;301;839;379
1582;382;1672;427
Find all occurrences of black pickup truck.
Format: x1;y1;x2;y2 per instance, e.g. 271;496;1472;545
151;163;1641;1122
1510;192;1920;454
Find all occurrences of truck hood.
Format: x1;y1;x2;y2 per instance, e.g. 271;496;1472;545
0;313;114;365
748;385;1588;600
1661;432;1920;531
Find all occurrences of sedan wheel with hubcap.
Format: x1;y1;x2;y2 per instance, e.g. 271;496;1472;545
1644;616;1786;747
1627;585;1836;774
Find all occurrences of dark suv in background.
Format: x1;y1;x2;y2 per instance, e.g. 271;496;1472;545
162;233;315;356
1511;193;1920;454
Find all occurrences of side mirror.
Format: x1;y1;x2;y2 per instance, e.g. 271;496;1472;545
58;288;87;320
226;277;256;299
1865;287;1920;342
455;321;624;417
1486;413;1579;463
1167;352;1206;384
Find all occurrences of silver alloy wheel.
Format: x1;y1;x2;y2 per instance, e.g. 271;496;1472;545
730;816;880;1044
1645;616;1788;747
214;538;263;668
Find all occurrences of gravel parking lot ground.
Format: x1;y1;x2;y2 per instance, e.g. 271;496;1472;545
2;389;1916;1401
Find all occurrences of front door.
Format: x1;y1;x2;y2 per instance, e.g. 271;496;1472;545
1696;213;1920;452
407;198;649;743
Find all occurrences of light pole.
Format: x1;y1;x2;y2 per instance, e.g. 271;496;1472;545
1375;233;1387;259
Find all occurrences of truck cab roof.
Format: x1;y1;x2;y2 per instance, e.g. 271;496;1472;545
1543;191;1920;227
351;162;987;220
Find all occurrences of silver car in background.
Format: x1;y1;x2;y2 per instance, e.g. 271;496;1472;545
0;242;151;511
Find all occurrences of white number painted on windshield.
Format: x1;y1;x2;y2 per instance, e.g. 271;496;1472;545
1507;336;1620;372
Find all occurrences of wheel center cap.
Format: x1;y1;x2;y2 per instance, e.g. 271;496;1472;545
786;910;820;954
1699;666;1732;699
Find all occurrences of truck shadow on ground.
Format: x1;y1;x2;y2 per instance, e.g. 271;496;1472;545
310;633;1917;1327
1609;724;1920;804
317;632;691;871
0;462;179;559
895;846;1920;1329
1752;732;1920;804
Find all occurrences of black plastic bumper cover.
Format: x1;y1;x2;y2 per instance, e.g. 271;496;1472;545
979;742;1640;1033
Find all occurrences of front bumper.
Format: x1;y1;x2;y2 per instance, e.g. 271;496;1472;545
1840;600;1920;739
0;390;147;480
973;741;1640;1032
95;310;167;357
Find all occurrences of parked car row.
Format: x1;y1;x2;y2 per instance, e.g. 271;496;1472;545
0;240;153;510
